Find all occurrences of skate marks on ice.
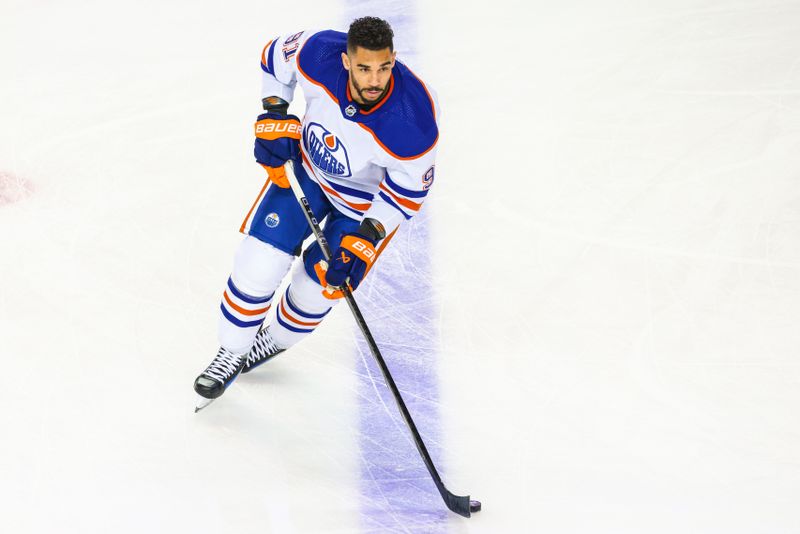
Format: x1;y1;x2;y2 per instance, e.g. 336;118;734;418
354;214;452;532
340;1;459;530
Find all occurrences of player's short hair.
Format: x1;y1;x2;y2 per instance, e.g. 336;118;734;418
347;17;394;53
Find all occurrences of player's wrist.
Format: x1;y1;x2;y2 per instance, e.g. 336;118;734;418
262;96;289;115
356;218;386;244
255;112;301;124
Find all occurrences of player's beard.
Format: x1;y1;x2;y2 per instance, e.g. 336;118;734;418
350;73;390;104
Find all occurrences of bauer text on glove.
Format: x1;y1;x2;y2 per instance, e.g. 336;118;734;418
315;234;377;298
254;112;301;187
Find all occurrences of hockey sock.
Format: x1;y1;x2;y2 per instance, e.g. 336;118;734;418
217;236;293;353
270;283;332;348
218;277;274;353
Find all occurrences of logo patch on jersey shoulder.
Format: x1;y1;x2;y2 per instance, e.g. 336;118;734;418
282;31;303;62
304;122;352;177
284;32;304;45
345;105;357;117
422;165;435;190
265;212;280;228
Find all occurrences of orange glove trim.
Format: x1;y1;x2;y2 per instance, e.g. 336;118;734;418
340;235;377;265
254;116;302;141
260;164;290;188
313;262;348;300
312;231;393;299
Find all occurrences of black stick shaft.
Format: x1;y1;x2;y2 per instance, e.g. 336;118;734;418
285;161;474;517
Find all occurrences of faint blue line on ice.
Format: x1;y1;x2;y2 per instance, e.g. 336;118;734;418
339;2;450;532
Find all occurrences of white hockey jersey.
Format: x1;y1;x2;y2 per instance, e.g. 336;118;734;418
259;29;440;235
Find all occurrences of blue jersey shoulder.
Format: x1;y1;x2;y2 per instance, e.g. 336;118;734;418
296;30;347;94
297;31;439;159
365;61;438;159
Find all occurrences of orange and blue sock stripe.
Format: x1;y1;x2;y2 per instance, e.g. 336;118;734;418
275;285;331;333
220;277;273;329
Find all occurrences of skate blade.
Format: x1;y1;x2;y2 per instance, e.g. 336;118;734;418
194;396;216;413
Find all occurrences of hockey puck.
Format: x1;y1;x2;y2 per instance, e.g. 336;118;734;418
469;500;482;513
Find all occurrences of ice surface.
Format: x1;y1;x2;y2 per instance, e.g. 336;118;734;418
1;0;800;532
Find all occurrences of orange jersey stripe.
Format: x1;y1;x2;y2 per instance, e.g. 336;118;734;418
299;147;372;211
379;183;422;211
318;180;372;211
261;39;274;68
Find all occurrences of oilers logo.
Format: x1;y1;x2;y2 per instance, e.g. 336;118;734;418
265;212;280;228
304;122;352;177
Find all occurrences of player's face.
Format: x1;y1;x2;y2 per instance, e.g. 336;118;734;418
341;47;396;104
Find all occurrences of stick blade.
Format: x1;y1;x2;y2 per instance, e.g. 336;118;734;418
444;492;480;518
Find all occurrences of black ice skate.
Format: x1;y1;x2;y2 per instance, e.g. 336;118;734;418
193;347;247;412
242;327;285;373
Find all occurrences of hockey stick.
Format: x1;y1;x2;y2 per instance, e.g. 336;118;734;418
284;160;481;518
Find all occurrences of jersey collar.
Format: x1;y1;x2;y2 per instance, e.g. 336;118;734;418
337;71;397;123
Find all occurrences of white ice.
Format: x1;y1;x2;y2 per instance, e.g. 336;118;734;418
1;1;799;532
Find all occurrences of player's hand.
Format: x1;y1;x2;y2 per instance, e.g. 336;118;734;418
314;233;377;299
254;112;302;187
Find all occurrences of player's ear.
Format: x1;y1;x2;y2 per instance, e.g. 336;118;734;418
341;52;350;71
391;50;397;67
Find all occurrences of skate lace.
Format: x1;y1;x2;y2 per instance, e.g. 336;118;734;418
248;329;281;365
204;348;242;382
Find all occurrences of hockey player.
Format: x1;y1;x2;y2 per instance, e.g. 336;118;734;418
193;17;439;407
